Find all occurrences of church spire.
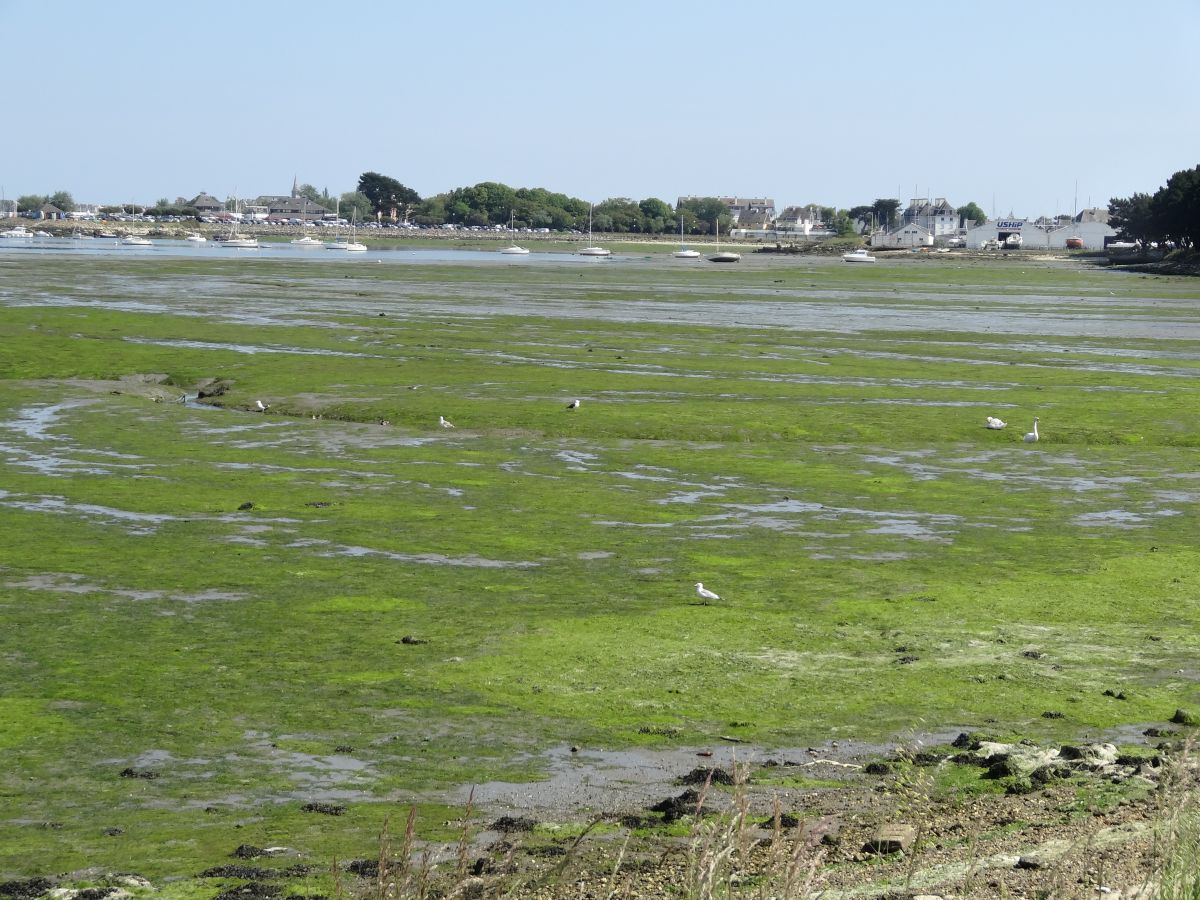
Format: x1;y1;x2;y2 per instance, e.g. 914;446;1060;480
291;175;299;198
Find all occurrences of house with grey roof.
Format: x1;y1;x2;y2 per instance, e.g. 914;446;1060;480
188;193;224;214
902;198;959;236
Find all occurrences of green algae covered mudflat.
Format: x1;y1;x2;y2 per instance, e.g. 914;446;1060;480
1;249;1198;881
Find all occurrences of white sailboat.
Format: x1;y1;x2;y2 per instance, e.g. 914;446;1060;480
216;199;259;248
578;204;611;257
119;234;153;246
672;216;700;258
327;207;367;252
185;232;207;243
707;218;740;263
499;210;530;254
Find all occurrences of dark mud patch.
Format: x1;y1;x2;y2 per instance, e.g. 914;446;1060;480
488;815;538;833
0;879;56;900
300;802;346;816
675;766;736;786
647;789;715;823
212;884;281;900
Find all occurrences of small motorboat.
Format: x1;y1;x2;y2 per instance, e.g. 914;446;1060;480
842;248;876;263
185;232;207;243
290;234;323;247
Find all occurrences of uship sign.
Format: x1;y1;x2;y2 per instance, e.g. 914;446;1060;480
997;220;1025;230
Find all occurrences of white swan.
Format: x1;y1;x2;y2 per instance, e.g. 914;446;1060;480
986;416;1006;430
439;415;455;429
694;582;721;603
1023;417;1040;443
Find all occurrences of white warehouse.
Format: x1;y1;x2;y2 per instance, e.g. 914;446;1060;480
966;218;1115;251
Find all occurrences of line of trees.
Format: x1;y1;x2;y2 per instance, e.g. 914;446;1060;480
347;173;928;237
1109;164;1200;247
16;191;75;213
407;181;741;235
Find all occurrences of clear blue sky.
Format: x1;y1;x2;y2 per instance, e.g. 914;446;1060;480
3;0;1197;217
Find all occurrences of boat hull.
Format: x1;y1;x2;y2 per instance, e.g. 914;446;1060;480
842;250;876;263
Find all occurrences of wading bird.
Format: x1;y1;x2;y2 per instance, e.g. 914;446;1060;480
694;582;721;603
986;416;1006;430
439;415;455;429
1023;417;1040;443
566;399;580;410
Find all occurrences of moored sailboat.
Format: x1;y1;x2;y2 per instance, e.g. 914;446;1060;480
578;204;611;257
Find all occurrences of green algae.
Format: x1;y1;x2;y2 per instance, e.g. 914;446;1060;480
1;251;1199;879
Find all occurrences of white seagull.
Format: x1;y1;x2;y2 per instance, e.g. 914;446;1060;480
566;399;580;410
439;415;455;429
255;400;269;412
1023;417;1040;443
694;582;721;603
986;416;1006;430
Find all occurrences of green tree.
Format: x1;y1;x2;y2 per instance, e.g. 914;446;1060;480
48;191;75;212
16;194;48;213
957;201;987;226
1108;193;1155;243
357;172;421;221
831;210;857;237
679;197;730;234
848;205;874;231
872;198;901;230
414;195;448;225
596;198;644;232
297;183;332;206
639;197;674;233
1150;165;1200;246
338;191;373;223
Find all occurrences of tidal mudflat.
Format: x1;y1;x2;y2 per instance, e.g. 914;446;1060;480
1;251;1199;887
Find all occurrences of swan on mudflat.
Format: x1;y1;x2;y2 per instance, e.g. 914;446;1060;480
1023;417;1040;443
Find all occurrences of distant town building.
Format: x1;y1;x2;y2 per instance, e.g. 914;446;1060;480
255;195;332;222
774;205;820;236
870;222;933;249
965;218;1028;250
1075;207;1110;225
677;196;776;225
255;178;332;222
36;203;66;220
901;198;959;236
1048;220;1114;250
0;198;16;218
188;193;224;214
